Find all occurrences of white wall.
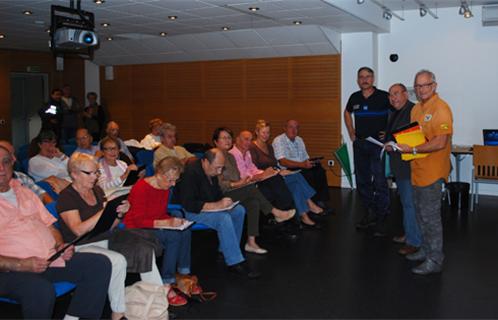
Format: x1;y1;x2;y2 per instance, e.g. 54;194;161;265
377;6;498;195
84;60;100;103
340;32;378;188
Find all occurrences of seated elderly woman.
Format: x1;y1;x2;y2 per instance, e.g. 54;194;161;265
153;123;196;167
250;120;325;227
125;156;200;306
213;127;295;254
98;137;142;198
57;152;168;319
140;118;163;150
28;130;71;193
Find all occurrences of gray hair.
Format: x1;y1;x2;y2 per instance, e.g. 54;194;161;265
68;152;98;174
158;123;176;137
414;69;436;84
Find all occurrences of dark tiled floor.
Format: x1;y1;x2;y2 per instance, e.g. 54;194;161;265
3;188;498;319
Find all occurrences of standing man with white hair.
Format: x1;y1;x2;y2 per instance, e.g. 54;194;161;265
397;69;453;275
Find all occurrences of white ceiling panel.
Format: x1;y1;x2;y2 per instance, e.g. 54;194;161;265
224;30;268;47
167;34;210;51
274;44;310;56
194;32;236;49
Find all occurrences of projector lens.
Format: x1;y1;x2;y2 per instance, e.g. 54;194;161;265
83;33;94;44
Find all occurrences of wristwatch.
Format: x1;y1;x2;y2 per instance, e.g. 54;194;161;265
412;147;417;155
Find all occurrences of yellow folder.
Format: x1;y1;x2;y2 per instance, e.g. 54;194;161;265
393;127;429;161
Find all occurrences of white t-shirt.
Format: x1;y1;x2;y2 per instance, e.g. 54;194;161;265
0;188;18;207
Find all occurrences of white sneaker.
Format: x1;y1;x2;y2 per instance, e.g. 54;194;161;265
244;244;268;255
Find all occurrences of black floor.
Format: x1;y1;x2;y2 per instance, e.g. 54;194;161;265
3;188;498;319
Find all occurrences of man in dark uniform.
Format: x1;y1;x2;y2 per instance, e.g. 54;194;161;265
344;67;391;236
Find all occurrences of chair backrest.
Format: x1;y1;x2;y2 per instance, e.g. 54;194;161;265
62;144;77;156
136;150;154;167
45;201;61;228
36;180;59;200
473;145;498;180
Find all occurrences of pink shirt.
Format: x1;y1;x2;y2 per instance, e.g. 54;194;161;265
0;179;64;267
229;146;263;179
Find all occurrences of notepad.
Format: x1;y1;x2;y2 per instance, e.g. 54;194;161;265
202;200;240;213
155;220;194;231
392;122;428;161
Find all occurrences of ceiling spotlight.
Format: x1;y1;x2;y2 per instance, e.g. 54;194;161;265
168;16;177;20
419;7;427;17
293;20;302;25
94;0;105;4
106;36;113;41
382;10;392;20
221;26;230;31
357;0;365;3
0;34;5;39
464;8;473;18
159;32;167;36
249;7;259;12
23;10;33;15
101;22;110;27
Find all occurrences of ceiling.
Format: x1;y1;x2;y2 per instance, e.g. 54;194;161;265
0;0;496;65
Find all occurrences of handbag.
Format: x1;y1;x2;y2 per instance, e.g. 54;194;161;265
174;274;217;302
125;281;169;320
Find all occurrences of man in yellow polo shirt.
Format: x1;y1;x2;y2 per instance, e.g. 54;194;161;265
398;69;453;275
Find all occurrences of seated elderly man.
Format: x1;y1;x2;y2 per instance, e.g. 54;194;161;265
0;140;53;204
28;130;71;194
0;145;112;319
173;148;260;279
153;123;195;167
100;121;134;164
272;120;330;208
140;118;163;150
74;128;101;157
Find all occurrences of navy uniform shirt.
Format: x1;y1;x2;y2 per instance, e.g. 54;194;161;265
345;87;390;140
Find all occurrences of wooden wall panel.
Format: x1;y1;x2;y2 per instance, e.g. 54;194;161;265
101;55;342;186
0;49;85;141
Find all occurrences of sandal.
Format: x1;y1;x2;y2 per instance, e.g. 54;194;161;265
191;283;203;295
167;289;188;307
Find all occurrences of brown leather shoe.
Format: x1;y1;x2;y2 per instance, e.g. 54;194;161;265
398;245;419;255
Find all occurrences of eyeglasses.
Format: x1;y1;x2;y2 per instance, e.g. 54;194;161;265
80;169;100;176
160;174;179;184
414;82;434;90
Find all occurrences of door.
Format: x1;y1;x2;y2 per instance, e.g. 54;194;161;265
10;73;48;149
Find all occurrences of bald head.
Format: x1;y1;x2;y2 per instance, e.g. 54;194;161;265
202;148;225;177
235;130;253;153
285;120;299;141
0;140;14;154
106;121;120;138
76;128;93;149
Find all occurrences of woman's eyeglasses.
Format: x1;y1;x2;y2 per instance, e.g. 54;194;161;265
80;169;100;176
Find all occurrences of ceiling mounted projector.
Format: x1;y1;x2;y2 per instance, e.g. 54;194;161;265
53;27;98;49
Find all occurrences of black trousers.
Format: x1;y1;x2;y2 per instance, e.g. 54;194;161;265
0;252;111;319
257;175;295;210
301;164;330;202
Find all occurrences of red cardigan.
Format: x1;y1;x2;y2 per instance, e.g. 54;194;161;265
124;178;171;228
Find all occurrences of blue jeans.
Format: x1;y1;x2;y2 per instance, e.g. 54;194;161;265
284;173;316;216
154;229;192;284
184;205;246;266
396;179;422;247
353;140;390;217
